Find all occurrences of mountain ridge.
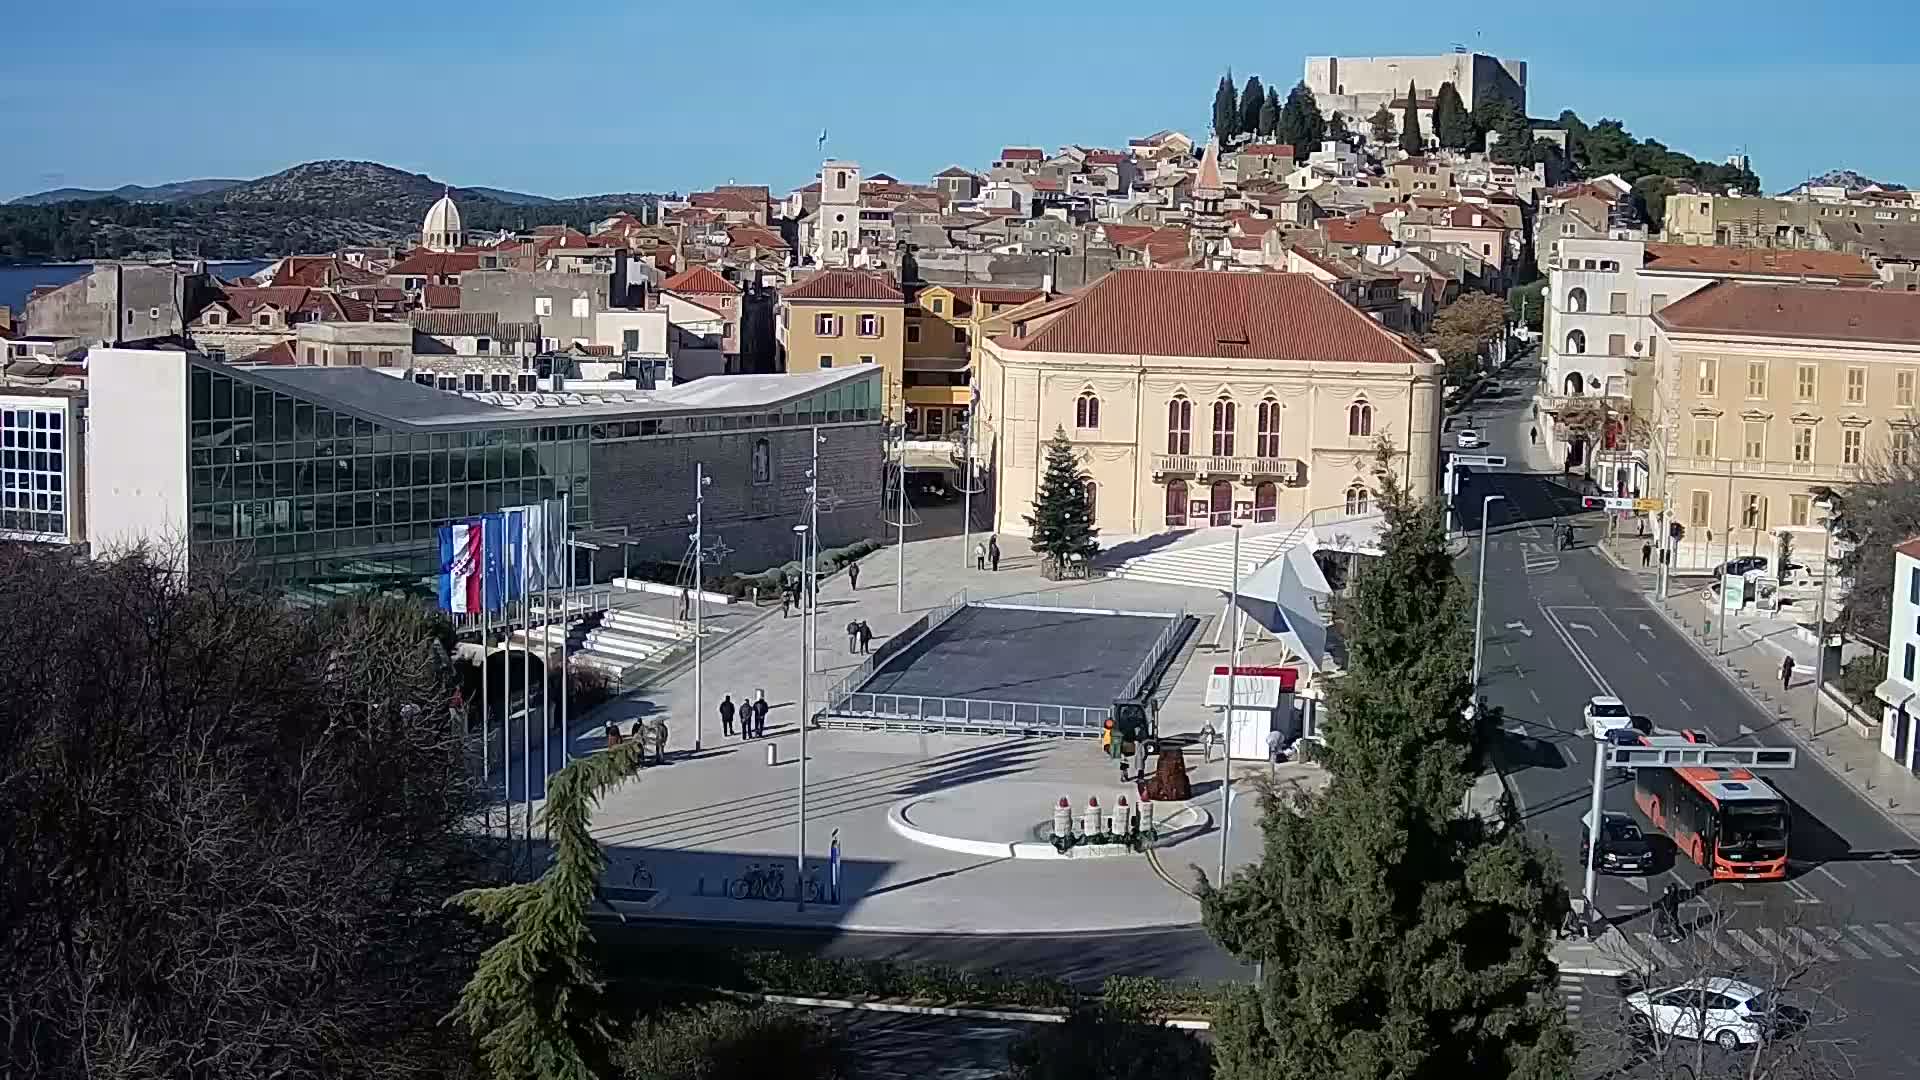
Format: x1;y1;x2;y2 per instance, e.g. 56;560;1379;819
10;179;246;206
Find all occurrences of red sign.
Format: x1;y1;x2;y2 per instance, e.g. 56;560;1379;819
1211;665;1299;689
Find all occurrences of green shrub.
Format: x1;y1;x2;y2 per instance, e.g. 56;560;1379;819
1835;655;1883;710
568;665;614;711
1005;1005;1213;1080
611;1001;846;1080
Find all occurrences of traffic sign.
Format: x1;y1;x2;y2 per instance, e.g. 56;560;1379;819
1582;496;1639;511
1633;498;1664;512
1452;454;1507;467
1604;744;1797;770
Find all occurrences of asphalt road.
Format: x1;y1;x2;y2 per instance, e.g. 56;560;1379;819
1457;353;1920;1077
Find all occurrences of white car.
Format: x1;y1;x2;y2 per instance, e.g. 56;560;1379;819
1583;695;1633;738
1456;430;1483;448
1625;978;1779;1051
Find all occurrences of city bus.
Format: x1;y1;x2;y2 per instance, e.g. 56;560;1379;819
1630;736;1790;880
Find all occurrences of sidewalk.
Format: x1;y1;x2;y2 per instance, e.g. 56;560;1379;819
1593;537;1920;844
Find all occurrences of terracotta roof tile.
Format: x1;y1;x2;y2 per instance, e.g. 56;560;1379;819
1895;536;1920;561
783;269;904;303
1653;281;1920;345
1085;151;1127;166
422;284;461;309
1238;143;1296;159
1641;243;1877;281
999;269;1426;364
243;340;299;366
1102;224;1158;249
726;224;789;250
410;311;500;337
998;147;1044;161
388;250;483;276
1324;215;1394;247
662;265;741;295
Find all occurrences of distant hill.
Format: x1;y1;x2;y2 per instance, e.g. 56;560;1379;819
10;178;244;206
1777;169;1907;196
0;160;662;263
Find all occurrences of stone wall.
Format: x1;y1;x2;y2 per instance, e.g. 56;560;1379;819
587;420;885;574
912;249;1123;291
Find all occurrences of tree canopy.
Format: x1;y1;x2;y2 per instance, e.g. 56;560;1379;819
1836;454;1920;644
1024;428;1100;578
1257;87;1280;139
1398;81;1425;156
1368;104;1397;146
1274;82;1326;156
1199;457;1573;1080
1213;73;1239;143
1238;76;1266;142
1554;109;1761;192
1432;82;1475;150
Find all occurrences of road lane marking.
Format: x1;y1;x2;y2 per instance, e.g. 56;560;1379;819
1877;923;1920;953
1795;927;1845;961
1505;620;1533;638
1655;672;1671;685
1568;621;1597;636
1700;932;1746;964
1501;644;1512;658
1893;858;1920;879
1906;922;1920;943
1677;697;1692;711
1813;865;1846;890
1625;875;1648;893
1756;927;1809;961
1529;688;1541;704
1785;878;1823;905
1634;650;1648;663
1727;929;1770;957
1541;605;1610;693
1849;925;1903;959
1635;932;1681;968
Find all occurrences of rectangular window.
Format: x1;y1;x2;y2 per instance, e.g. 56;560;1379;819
535;297;553;316
621;330;638;353
858;313;878;336
907;324;921;343
1741;493;1767;529
571;297;590;318
1651;293;1670;311
1689;490;1711;528
1790;493;1810;527
1846;366;1866;404
1697;358;1716;395
931;298;944;314
1911;567;1919;606
1843;428;1863;465
1746;360;1767;398
1894;430;1912;465
1608;333;1627;356
1796;364;1817;402
1692;418;1716;458
859;355;874;364
1609;292;1627;314
346;350;364;366
1907;643;1916;682
815;313;836;336
818;355;833;369
1793;425;1813;462
1743;421;1765;460
954;328;969;345
1899;370;1916;408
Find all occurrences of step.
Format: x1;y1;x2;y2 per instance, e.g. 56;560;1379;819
584;630;668;662
602;610;694;641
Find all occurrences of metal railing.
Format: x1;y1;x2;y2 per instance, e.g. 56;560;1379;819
450;585;614;634
818;588;969;716
825;692;1108;737
1120;612;1195;702
1150;453;1301;481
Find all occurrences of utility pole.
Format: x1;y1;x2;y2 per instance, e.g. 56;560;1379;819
1218;522;1241;885
692;463;710;752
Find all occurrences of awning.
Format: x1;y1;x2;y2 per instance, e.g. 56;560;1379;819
1874;678;1917;708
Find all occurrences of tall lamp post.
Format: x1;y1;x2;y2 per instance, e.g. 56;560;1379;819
1470;494;1507;695
1812;497;1841;731
691;463;710;752
1218;521;1242;885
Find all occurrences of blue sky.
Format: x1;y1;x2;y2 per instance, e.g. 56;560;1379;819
3;1;1914;202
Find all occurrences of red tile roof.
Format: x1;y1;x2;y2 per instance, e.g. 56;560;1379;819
206;286;372;323
999;269;1427;364
998;147;1044;161
662;265;741;295
1324;215;1394;247
1895;536;1920;561
783;269;904;303
691;191;764;213
1238;143;1296;159
1654;281;1920;345
388;250;483;276
422;284;461;309
1030;178;1063;192
726;224;789;251
1085;151;1127;166
242;340;299;366
1641;243;1877;281
1102;224;1158;249
268;254;383;289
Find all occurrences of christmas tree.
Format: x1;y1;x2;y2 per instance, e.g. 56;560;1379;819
1024;428;1100;579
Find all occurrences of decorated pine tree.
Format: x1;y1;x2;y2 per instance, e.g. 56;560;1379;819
1024;428;1100;579
447;742;646;1080
1199;452;1573;1080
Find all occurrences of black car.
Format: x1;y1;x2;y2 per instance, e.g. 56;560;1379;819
1582;810;1654;875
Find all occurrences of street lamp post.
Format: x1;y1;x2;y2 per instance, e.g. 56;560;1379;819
692;464;710;752
1218;522;1242;886
1812;501;1839;731
1581;726;1607;922
1470;494;1507;694
793;520;811;904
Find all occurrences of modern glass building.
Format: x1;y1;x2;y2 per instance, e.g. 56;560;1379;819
87;348;885;599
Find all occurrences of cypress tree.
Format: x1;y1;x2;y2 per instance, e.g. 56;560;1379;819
447;742;648;1080
1213;72;1239;141
1274;82;1325;156
1200;454;1574;1080
1238;75;1266;141
1399;80;1426;156
1024;428;1100;579
1433;81;1475;149
1259;87;1281;137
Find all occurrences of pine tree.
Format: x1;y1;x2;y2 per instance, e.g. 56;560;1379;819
1199;454;1574;1080
448;741;647;1080
1238;76;1265;142
1274;82;1325;156
1327;111;1348;142
1213;73;1239;142
1258;87;1281;137
1433;81;1475;149
1399;80;1425;155
1367;104;1396;146
1024;428;1100;579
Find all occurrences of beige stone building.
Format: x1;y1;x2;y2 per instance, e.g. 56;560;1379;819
975;269;1441;539
1649;283;1920;567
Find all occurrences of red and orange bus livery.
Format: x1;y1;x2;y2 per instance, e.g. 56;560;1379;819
1630;736;1789;880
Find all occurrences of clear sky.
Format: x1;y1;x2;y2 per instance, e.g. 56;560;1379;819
3;0;1914;202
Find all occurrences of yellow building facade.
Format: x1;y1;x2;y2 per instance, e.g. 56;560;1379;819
779;269;907;417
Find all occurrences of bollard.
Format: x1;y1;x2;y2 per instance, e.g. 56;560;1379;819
1140;798;1155;837
1052;797;1072;842
766;743;779;766
1082;797;1101;839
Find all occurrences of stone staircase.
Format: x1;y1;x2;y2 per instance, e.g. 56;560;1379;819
1103;525;1312;592
511;608;725;681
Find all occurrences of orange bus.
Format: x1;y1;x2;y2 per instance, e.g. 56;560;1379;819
1631;739;1789;880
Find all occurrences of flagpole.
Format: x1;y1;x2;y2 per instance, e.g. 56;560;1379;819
480;544;491;842
560;490;572;770
521;505;534;879
538;497;553;853
503;511;518;869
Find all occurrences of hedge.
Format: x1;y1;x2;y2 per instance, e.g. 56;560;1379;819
615;539;885;601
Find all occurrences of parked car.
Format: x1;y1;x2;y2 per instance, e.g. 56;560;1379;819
1584;695;1634;738
1581;810;1654;875
1624;978;1801;1051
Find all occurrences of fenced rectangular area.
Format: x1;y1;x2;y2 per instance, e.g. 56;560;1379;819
821;600;1183;737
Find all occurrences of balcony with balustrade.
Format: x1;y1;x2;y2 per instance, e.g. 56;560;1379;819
1150;453;1305;485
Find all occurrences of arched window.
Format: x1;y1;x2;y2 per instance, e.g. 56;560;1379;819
1566;329;1586;355
1254;481;1277;522
1256;398;1280;457
1166;396;1191;455
1075;391;1100;430
1567;287;1587;313
1211;398;1236;456
1563;372;1584;396
1348;399;1373;437
1165;479;1188;526
1345;483;1371;516
1083;479;1097;524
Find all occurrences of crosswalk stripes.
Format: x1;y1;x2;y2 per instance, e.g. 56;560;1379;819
1793;927;1844;961
1611;923;1920;969
1558;974;1586;1016
1845;925;1902;959
1875;923;1920;953
1699;931;1746;964
1754;928;1807;962
1634;932;1680;968
1727;929;1770;958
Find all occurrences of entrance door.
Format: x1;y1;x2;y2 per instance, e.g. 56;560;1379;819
1254;481;1277;523
1210;481;1233;526
1896;706;1911;768
1165;480;1188;527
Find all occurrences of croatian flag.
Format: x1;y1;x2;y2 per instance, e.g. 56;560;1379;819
437;518;485;614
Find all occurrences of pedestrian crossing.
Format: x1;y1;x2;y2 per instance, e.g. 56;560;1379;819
1558;973;1589;1016
1523;543;1560;576
1609;921;1920;971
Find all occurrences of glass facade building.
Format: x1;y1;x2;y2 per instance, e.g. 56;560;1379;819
0;401;71;541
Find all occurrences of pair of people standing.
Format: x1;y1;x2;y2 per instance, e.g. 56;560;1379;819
845;619;873;655
973;535;1001;572
720;691;769;740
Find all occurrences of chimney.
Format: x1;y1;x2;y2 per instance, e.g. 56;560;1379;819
1042;271;1055;295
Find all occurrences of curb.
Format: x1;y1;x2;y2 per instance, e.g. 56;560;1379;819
587;908;1211;937
760;993;1214;1030
1559;965;1631;978
885;800;1016;860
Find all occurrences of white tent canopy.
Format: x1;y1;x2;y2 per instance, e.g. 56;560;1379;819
1213;542;1332;673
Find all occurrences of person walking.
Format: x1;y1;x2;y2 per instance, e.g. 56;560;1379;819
719;693;736;738
974;541;986;570
847;560;860;590
1529;425;1538;445
780;577;792;618
1658;882;1687;943
1641;540;1653;568
752;690;769;738
1781;653;1796;692
857;620;873;655
846;619;859;654
652;717;670;765
988;536;1001;572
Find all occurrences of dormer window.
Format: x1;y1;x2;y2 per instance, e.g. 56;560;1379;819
206;310;223;326
256;313;272;327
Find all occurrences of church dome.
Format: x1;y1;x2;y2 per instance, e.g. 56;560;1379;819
422;192;463;252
